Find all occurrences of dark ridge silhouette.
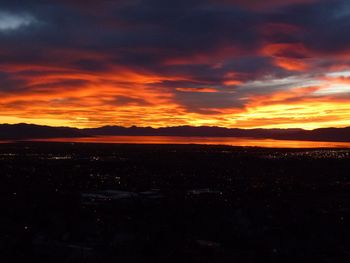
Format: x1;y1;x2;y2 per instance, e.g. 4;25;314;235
83;125;305;137
0;123;350;142
0;123;86;140
83;125;350;142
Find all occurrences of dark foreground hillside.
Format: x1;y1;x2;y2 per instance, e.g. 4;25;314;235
1;143;350;262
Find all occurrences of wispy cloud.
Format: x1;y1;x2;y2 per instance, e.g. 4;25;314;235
0;11;35;31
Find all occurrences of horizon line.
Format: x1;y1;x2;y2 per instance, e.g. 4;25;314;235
1;122;350;131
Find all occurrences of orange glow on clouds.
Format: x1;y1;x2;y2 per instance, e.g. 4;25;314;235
1;0;350;130
261;43;310;71
1;62;350;129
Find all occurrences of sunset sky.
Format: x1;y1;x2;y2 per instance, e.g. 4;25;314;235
1;0;350;129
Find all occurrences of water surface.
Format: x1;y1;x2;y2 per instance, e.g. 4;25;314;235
16;135;350;148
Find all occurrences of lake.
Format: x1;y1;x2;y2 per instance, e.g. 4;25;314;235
7;135;350;148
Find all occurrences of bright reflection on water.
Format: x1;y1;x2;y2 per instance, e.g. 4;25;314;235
17;136;350;148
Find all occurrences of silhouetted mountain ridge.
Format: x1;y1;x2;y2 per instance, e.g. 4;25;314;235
0;123;350;142
84;125;350;142
84;125;305;137
0;123;86;140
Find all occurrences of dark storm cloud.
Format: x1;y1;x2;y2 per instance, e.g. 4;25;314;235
265;0;350;53
0;0;258;59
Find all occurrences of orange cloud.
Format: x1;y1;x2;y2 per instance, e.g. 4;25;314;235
261;43;310;71
176;87;219;93
1;43;350;130
1;64;350;130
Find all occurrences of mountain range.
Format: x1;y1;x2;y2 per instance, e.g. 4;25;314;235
1;123;350;142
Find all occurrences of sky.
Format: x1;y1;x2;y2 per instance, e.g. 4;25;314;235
1;0;350;129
